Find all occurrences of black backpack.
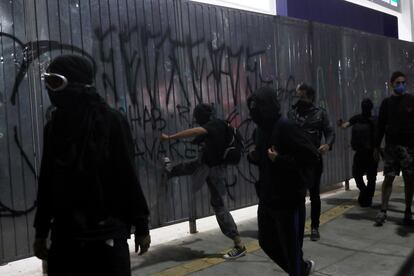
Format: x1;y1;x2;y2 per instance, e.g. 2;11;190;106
222;121;243;165
351;119;374;151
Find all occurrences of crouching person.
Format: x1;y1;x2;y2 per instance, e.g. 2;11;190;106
33;55;150;276
247;87;319;276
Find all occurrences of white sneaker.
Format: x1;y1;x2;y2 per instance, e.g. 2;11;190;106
305;260;315;275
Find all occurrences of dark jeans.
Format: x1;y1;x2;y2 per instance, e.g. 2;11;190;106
258;203;307;276
309;158;323;229
169;159;239;240
48;238;131;276
352;149;378;205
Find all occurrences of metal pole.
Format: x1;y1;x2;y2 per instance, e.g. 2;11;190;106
345;179;350;191
189;219;198;234
188;179;198;234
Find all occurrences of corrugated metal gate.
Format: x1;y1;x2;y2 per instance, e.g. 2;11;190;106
0;0;413;263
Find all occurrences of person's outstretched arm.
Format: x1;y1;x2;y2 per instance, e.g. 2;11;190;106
160;127;207;141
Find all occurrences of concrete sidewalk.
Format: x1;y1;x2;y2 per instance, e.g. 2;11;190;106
1;176;413;275
131;177;413;276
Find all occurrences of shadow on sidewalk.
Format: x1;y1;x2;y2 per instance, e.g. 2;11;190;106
324;198;357;206
131;244;223;270
239;230;258;239
340;206;414;237
396;224;414;237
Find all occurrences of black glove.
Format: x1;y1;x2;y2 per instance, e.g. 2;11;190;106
33;238;48;260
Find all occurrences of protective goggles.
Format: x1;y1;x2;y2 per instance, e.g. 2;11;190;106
43;72;93;91
43;73;69;91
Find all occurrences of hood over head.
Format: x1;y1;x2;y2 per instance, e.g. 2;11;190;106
193;103;215;125
47;54;94;84
46;54;96;111
247;87;281;130
361;98;373;117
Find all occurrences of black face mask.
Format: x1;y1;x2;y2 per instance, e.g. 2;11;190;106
247;87;281;130
361;108;372;117
249;106;263;127
294;100;312;116
194;113;211;125
248;99;274;130
47;86;88;111
295;99;312;108
361;100;373;117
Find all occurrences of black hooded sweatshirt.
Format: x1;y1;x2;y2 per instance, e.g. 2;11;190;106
248;88;320;209
34;55;149;241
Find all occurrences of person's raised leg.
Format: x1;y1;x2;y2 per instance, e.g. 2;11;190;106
206;166;246;259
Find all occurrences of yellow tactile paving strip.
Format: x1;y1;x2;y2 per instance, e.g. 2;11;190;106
152;200;358;276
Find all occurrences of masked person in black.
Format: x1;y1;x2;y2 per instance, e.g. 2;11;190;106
374;71;414;226
160;104;246;259
33;55;150;276
338;98;378;207
247;87;319;276
287;83;335;241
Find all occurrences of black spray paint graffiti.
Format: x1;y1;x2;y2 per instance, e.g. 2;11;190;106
0;32;95;217
0;22;278;216
0;32;95;105
0;127;37;217
94;25;274;165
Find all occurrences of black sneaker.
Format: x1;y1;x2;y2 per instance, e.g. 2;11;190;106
223;246;247;259
305;260;315;275
310;228;320;241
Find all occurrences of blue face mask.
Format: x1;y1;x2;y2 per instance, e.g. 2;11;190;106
394;83;406;94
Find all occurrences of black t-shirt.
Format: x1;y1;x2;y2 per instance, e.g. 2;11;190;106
377;94;414;147
349;114;376;150
349;114;377;126
200;119;228;167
